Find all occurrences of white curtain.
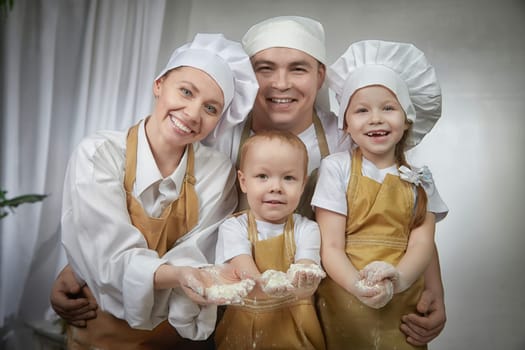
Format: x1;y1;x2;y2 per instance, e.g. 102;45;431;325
0;0;194;341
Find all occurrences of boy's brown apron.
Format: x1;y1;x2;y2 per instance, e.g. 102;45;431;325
66;121;209;350
235;112;329;220
316;148;426;350
215;211;326;350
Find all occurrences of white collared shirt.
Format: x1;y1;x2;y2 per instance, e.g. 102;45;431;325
61;120;237;338
134;123;183;217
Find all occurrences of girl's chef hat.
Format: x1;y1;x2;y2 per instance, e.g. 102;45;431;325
156;33;259;140
329;39;442;148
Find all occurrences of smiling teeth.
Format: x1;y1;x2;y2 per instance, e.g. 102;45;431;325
271;98;293;103
170;116;191;133
367;131;388;136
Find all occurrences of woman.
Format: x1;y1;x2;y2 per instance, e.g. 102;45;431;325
60;33;258;349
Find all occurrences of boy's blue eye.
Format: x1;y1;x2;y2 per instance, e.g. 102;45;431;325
284;175;296;181
256;174;268;180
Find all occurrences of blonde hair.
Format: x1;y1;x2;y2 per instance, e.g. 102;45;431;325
239;130;309;178
395;122;428;229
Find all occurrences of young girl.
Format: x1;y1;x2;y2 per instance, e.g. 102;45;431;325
214;130;326;350
60;33;258;349
312;40;448;349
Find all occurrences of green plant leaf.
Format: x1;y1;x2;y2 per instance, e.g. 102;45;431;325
1;194;48;208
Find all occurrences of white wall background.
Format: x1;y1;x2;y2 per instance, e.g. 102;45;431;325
1;0;524;349
168;2;525;348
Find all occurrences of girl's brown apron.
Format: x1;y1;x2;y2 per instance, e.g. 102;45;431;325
215;211;326;350
316;148;426;350
235;112;329;220
66;121;208;350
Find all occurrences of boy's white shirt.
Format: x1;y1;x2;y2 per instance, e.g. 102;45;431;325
61;119;237;339
311;150;449;221
215;212;322;265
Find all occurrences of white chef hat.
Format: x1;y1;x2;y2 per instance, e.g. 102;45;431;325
156;33;259;139
241;16;327;65
329;39;442;148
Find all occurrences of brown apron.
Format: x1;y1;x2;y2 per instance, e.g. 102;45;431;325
316;148;426;350
66;121;210;350
215;211;326;350
235;112;329;220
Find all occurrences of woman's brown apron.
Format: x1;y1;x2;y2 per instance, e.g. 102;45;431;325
235;113;329;220
215;211;326;350
66;121;211;350
316;148;426;350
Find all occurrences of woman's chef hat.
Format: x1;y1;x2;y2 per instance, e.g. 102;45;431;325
328;40;442;148
241;16;327;65
156;33;259;139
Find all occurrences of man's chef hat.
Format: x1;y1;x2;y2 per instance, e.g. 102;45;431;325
241;16;327;64
156;33;259;139
328;39;442;148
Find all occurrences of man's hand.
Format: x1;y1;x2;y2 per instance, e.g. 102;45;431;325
400;289;446;346
49;265;97;327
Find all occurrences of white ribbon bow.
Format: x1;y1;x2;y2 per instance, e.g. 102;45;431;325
398;165;434;195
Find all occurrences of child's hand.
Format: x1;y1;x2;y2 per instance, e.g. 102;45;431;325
360;261;399;284
354;277;394;309
287;263;326;289
259;269;294;297
286;263;326;298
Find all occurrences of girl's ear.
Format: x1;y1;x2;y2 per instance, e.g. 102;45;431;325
237;170;248;194
404;118;412;131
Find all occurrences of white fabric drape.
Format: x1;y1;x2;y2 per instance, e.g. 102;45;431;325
0;0;187;337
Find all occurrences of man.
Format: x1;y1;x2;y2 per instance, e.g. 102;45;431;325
51;16;446;347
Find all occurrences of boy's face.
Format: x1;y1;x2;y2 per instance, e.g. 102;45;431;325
250;47;325;134
238;138;306;224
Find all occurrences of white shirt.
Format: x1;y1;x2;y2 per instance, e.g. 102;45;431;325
312;151;449;222
215;213;321;266
61;120;237;339
203;108;350;175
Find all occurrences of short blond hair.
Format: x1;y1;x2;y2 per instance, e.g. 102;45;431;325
239;130;308;178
